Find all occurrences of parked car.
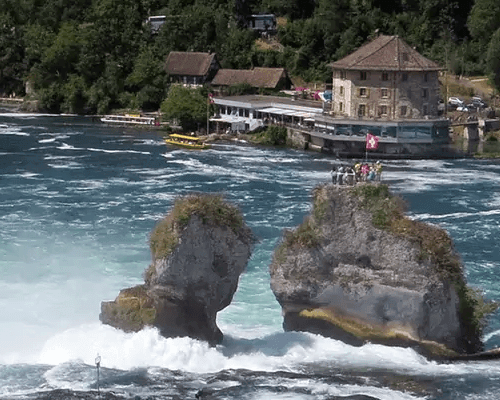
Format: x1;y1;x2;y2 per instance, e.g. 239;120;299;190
471;96;487;108
448;97;464;106
465;103;477;112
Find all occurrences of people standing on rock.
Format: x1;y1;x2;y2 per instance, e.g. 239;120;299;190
349;167;356;185
337;166;344;185
331;166;337;184
343;167;349;185
354;162;361;183
375;161;383;181
367;164;376;181
361;164;369;182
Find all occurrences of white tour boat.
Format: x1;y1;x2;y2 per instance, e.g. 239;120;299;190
100;114;156;125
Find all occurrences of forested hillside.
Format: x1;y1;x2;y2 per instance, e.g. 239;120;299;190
0;0;499;114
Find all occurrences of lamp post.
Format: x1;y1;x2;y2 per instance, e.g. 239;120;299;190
95;354;101;398
207;93;214;135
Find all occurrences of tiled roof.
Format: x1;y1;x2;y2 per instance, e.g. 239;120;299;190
330;35;442;71
212;67;287;88
165;52;216;76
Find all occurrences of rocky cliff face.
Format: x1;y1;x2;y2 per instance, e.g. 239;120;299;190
100;193;253;345
270;184;489;357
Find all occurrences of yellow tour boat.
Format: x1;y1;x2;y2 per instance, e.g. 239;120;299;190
164;133;211;150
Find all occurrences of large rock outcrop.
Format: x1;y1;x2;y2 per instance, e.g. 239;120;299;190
100;193;253;344
270;184;494;358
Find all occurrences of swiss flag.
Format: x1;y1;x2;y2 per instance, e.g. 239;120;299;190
366;133;379;150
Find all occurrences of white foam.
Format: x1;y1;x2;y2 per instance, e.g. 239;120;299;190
88;148;151;155
57;142;84;151
484;329;500;343
0;130;29;136
31;322;500;380
37;324;225;372
43;361;94;391
411;209;500;221
287;380;423;400
44;154;86;160
48;162;83;169
0;113;57;117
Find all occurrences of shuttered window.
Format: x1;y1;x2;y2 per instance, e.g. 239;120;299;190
359;88;369;97
358;104;366;117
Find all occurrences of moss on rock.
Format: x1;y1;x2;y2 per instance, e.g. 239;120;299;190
100;285;156;332
298;307;459;358
149;193;250;261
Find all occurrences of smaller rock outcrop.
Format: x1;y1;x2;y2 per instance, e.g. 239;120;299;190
100;193;253;344
270;184;496;358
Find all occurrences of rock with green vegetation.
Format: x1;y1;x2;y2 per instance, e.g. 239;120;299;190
270;183;497;358
100;193;254;344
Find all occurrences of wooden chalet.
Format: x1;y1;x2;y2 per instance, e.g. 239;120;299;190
211;67;292;93
165;52;220;86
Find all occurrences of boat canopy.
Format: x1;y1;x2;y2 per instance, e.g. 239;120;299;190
169;134;202;141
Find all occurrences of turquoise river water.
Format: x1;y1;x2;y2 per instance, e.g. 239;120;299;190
1;114;500;399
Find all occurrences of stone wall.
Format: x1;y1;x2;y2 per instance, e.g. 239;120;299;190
332;69;440;119
286;127;309;149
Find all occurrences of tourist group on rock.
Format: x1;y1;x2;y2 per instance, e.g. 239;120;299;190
331;161;383;185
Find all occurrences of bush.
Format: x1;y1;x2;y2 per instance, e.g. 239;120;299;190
281;216;321;249
458;284;498;353
352;184;406;230
252;125;288;145
276;186;328;253
149;193;251;260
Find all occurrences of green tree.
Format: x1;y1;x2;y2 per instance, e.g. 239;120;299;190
160;85;210;131
39;22;83;81
23;24;56;67
28;22;86;111
219;25;255;68
79;0;147;111
62;74;87;113
0;11;26;95
468;0;500;45
259;0;315;20
126;47;167;110
487;28;500;92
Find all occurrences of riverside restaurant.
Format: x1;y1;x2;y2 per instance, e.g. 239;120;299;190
210;95;452;158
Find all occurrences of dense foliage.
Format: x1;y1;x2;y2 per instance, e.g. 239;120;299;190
160;85;211;131
1;0;499;113
251;125;288;145
149;193;250;260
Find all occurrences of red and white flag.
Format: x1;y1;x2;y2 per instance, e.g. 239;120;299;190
366;133;379;150
208;93;214;104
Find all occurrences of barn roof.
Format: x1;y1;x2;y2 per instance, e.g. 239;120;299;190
212;67;287;88
165;52;217;76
